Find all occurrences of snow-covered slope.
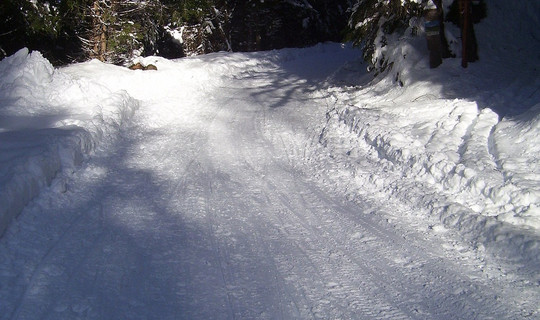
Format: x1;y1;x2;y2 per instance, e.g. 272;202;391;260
0;0;539;317
0;48;138;236
314;0;540;277
1;42;538;319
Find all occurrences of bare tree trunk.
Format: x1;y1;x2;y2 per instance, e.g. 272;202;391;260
91;0;108;61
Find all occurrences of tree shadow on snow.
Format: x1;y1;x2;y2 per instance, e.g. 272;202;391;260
0;123;298;319
233;44;364;110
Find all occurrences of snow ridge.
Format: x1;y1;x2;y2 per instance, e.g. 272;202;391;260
0;49;138;236
317;87;540;276
313;2;540;277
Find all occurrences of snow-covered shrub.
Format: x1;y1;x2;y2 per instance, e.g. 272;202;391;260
347;0;426;74
347;0;490;76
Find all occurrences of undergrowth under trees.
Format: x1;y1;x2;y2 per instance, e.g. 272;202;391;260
346;0;487;74
0;0;351;65
1;0;486;71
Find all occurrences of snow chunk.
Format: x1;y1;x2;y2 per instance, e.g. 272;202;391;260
165;26;184;45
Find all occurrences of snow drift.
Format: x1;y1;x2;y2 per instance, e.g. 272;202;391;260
0;48;138;236
315;0;540;274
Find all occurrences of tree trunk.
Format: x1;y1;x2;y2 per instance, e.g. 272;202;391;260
425;9;442;68
91;0;108;61
459;0;478;68
433;0;453;58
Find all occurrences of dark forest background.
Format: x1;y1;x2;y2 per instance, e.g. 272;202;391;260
0;0;482;67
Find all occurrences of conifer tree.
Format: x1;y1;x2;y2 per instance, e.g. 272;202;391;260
79;0;165;64
0;0;63;62
1;0;354;64
347;0;425;72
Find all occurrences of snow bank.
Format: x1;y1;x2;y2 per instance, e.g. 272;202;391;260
319;91;540;267
0;49;138;236
315;0;540;271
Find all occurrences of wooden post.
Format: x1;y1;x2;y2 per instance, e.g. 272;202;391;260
460;0;471;68
433;0;452;58
425;9;442;68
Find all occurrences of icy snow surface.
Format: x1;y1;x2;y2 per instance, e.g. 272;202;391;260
1;3;539;318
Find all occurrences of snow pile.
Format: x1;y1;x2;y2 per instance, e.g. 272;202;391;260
315;0;540;270
319;87;540;266
0;48;138;236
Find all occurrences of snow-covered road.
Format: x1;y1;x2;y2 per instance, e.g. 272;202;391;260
1;45;538;319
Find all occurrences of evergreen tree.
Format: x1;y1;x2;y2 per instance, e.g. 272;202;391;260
166;0;230;55
78;0;165;64
346;0;425;72
1;0;354;64
0;0;64;62
347;0;487;73
225;0;351;52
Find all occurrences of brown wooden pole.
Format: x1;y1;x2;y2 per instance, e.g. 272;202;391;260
461;0;470;68
433;0;452;58
425;9;442;68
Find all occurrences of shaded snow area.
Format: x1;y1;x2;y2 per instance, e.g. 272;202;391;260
1;4;539;320
0;48;138;236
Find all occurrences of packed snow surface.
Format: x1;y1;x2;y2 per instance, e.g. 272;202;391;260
1;3;539;318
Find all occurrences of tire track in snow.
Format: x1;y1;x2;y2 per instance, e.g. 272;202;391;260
296;181;515;319
3;202;106;320
2;47;536;319
202;94;326;317
200;100;308;318
221;81;525;319
265;181;412;319
217;102;413;319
